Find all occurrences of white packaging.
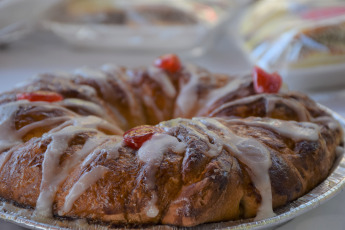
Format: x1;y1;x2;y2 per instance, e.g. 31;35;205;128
238;0;345;91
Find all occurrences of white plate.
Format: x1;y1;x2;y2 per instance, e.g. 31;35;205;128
42;0;237;56
0;0;57;44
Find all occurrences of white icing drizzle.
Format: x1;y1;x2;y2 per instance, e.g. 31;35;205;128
16;116;71;137
0;149;15;173
313;116;341;130
188;119;223;157
222;118;320;142
81;140;121;169
147;66;176;98
27;102;78;117
145;193;159;218
0;101;76;153
60;165;109;215
102;64;145;125
29;72;96;100
36;127;94;216
78;85;98;98
174;64;204;118
143;95;164;122
0;101;79;172
105;141;122;160
197;76;249;116
75;67;129;129
265;96;309;121
35;120;110;217
212;94;310;121
159;118;221;157
211;94;263;116
80;148;105;169
194;117;275;220
0;101;26;153
60;98;107;118
108;106;128;129
49;116;123;136
138;133;186;163
137;133;186;218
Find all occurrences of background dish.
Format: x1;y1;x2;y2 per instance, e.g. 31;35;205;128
0;0;57;45
43;0;240;56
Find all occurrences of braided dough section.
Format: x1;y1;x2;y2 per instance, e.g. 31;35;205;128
0;64;342;227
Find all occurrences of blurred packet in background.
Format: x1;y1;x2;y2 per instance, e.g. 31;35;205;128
43;0;248;56
0;0;58;45
238;0;345;91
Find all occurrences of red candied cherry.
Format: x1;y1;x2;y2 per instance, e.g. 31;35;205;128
154;54;181;73
252;66;282;94
123;125;164;149
16;91;64;102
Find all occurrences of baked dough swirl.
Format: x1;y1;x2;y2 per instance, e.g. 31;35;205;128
0;59;343;227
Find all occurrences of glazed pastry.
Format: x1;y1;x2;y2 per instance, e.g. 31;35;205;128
0;54;342;227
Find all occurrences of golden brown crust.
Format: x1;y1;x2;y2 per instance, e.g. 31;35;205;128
0;64;342;227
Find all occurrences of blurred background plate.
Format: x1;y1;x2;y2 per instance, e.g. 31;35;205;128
43;0;244;56
0;0;58;45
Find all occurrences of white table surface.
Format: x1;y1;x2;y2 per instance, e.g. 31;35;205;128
1;31;345;230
